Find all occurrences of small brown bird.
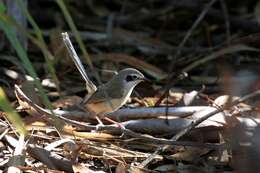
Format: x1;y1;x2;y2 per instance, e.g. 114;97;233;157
83;68;145;125
84;68;145;116
69;52;145;125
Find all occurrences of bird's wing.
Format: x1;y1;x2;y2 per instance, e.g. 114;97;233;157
85;84;124;104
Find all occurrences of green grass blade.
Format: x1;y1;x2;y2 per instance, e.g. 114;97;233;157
0;88;27;136
0;1;6;14
56;0;94;70
15;0;60;93
0;14;61;129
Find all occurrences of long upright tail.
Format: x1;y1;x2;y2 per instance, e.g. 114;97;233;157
62;32;97;94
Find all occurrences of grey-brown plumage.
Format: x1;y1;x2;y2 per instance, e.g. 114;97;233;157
84;68;145;114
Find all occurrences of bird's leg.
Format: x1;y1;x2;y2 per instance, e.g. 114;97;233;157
95;114;104;126
104;116;125;129
97;113;124;129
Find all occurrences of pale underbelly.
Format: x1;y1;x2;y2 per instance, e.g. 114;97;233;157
85;98;124;114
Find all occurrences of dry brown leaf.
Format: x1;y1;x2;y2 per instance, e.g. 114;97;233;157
169;147;209;162
115;163;127;173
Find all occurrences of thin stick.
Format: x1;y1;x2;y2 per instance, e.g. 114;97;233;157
61;32;97;94
157;0;218;107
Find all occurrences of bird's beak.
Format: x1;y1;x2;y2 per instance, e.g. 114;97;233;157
139;77;151;83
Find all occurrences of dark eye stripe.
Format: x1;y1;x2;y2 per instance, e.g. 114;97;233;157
126;75;138;82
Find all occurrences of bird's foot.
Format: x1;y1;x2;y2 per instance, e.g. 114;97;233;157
94;115;105;131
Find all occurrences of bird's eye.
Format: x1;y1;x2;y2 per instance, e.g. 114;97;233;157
126;75;138;82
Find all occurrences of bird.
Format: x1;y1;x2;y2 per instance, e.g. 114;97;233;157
62;32;146;126
83;68;145;115
68;51;145;125
82;68;145;125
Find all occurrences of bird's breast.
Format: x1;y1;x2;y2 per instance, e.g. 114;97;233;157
85;98;126;114
85;83;136;114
